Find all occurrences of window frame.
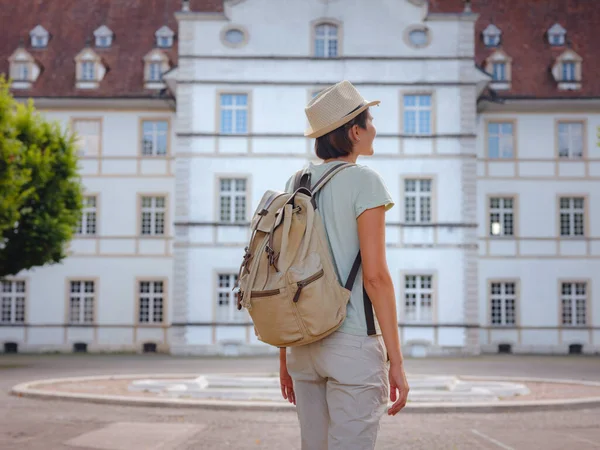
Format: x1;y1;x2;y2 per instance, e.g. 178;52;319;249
485;119;517;160
486;194;518;238
138;193;169;237
216;92;251;135
70;117;103;157
399;272;437;324
557;195;587;238
216;176;249;224
0;278;28;324
139;117;171;157
555;119;586;160
404;25;431;49
401;92;435;136
76;194;99;236
402;177;435;225
214;271;247;324
558;279;590;327
65;278;97;325
311;18;343;58
488;279;519;327
136;278;167;326
220;24;250;49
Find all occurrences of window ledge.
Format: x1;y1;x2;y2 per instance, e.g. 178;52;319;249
145;81;166;90
76;80;100;90
490;81;511;91
11;80;32;89
558;81;581;91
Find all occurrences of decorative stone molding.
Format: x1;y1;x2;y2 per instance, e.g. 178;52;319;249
74;47;106;89
552;49;582;91
8;47;40;89
485;49;512;90
404;25;431;49
220;25;250;49
143;49;170;89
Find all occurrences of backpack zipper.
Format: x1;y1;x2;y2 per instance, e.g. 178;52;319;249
293;269;324;303
251;288;280;298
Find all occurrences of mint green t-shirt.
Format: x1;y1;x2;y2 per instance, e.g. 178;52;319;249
285;161;394;336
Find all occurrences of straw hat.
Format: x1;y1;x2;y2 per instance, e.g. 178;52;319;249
304;80;380;138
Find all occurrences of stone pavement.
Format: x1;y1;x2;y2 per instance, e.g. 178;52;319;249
1;354;600;449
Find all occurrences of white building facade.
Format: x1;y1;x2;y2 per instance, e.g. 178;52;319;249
2;0;597;356
0;1;179;353
170;0;488;356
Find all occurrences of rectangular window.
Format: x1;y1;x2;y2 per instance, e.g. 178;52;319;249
315;23;339;58
76;196;97;235
561;282;587;326
562;62;576;81
220;94;248;134
219;178;247;223
0;280;26;324
404;179;432;224
559;197;585;237
141;196;166;235
487;122;514;159
404;95;432;135
72;119;101;156
138;281;164;324
12;62;29;81
492;62;506;81
489;197;514;236
558;122;584;159
69;280;95;324
142;120;168;156
81;61;95;81
149;62;162;82
403;275;433;323
216;274;244;323
490;281;517;326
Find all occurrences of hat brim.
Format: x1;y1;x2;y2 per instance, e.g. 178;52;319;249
304;100;381;139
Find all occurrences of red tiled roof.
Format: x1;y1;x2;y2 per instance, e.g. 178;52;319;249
473;0;600;98
0;0;223;99
428;0;466;13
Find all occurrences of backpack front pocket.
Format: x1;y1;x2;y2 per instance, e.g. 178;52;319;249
292;270;348;337
248;287;304;347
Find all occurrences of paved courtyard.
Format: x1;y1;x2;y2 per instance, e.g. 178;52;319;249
1;354;600;449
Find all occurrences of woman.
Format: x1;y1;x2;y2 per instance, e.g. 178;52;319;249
279;80;409;450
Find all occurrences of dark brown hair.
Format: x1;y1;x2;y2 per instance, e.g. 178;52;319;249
314;108;369;160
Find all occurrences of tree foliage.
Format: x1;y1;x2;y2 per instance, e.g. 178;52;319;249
0;76;84;277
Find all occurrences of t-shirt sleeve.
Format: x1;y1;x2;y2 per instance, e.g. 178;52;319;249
353;166;395;218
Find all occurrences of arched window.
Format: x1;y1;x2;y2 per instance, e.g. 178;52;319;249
314;23;339;58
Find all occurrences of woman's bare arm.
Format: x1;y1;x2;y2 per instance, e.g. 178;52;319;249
357;205;403;365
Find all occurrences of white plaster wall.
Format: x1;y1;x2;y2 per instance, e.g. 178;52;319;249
187;0;463;58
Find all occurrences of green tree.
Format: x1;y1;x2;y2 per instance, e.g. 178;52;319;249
0;76;84;277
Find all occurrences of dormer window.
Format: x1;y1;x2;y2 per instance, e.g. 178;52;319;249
94;26;114;48
143;49;170;89
75;47;106;89
482;24;501;47
81;61;95;80
8;48;41;89
155;26;174;48
485;50;512;90
548;23;566;46
30;25;49;48
552;49;582;90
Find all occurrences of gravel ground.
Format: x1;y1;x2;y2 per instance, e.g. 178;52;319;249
1;353;600;450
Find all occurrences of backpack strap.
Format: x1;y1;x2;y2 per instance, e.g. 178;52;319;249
311;162;355;196
293;168;311;191
345;252;377;336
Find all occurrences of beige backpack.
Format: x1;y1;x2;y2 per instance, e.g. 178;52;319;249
235;162;364;347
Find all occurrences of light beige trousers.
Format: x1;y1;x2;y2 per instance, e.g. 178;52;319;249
286;331;390;450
